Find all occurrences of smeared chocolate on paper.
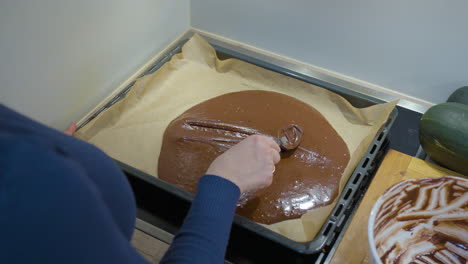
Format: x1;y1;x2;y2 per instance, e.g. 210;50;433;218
158;90;350;224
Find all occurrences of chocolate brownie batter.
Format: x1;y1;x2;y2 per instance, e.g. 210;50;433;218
158;90;350;224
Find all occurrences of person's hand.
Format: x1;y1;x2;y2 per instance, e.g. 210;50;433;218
64;122;77;136
206;135;281;193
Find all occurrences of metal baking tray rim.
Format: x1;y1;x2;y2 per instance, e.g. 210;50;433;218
117;107;397;256
77;37;399;256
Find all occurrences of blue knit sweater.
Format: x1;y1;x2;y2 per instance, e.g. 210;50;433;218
0;105;240;264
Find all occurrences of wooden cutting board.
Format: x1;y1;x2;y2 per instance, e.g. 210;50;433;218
330;149;463;264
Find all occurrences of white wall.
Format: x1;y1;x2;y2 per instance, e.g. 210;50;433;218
0;0;189;129
191;0;468;105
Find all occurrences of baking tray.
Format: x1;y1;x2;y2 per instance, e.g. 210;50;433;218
77;37;398;261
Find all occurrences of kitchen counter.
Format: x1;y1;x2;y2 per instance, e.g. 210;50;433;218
387;106;422;156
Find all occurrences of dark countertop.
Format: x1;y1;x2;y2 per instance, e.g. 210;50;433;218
387;106;422;157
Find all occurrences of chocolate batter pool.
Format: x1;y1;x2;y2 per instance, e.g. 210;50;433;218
158;90;350;224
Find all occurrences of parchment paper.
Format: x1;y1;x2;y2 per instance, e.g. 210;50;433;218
76;34;397;242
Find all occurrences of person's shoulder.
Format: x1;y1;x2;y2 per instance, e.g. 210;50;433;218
0;130;51;161
0;131;74;186
0;105;66;141
0;130;92;219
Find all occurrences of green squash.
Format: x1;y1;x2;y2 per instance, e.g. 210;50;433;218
447;86;468;105
419;102;468;176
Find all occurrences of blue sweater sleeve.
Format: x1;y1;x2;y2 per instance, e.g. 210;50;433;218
160;175;240;264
